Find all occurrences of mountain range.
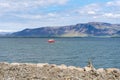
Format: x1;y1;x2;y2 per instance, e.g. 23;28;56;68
6;22;120;37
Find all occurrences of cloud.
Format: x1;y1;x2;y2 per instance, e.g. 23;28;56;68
107;0;120;6
0;0;120;32
0;2;10;8
0;0;68;13
14;14;43;19
13;12;58;20
0;29;15;32
76;3;102;16
0;0;68;7
75;0;120;20
103;13;120;18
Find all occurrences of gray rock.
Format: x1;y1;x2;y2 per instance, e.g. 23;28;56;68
0;62;119;80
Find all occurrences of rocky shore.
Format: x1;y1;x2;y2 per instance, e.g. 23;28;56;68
0;62;120;80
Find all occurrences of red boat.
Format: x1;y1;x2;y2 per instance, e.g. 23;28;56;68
48;39;55;43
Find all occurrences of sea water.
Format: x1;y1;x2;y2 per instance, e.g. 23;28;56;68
0;37;120;68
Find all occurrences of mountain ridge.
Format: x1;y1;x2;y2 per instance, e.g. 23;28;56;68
9;22;120;37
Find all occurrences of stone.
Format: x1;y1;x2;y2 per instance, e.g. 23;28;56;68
97;68;105;73
0;62;119;80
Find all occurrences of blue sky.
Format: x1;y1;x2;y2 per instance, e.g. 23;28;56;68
0;0;120;32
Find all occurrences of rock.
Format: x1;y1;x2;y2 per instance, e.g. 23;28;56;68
57;64;67;69
77;67;84;72
0;62;119;80
68;66;77;70
50;64;57;68
11;63;20;66
97;68;105;73
84;66;96;72
106;68;120;73
84;59;96;71
84;66;92;71
37;63;48;67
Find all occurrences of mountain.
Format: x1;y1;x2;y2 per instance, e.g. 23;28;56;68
0;32;11;37
117;31;120;35
10;22;120;37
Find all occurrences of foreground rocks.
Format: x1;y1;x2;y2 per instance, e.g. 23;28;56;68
0;62;120;80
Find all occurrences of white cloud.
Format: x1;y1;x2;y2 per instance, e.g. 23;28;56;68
103;13;120;18
77;3;101;16
107;0;120;6
0;29;15;32
47;13;58;17
0;0;68;13
13;12;58;20
45;0;68;5
0;0;68;7
14;14;43;19
76;0;120;20
0;0;120;31
0;2;10;8
87;11;96;15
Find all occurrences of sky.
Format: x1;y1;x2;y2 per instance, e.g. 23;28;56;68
0;0;120;32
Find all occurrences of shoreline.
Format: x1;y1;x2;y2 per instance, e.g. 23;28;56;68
0;62;120;80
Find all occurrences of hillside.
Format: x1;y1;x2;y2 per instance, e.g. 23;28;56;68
10;22;120;37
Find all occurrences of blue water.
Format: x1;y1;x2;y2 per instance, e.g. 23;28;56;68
0;37;120;68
